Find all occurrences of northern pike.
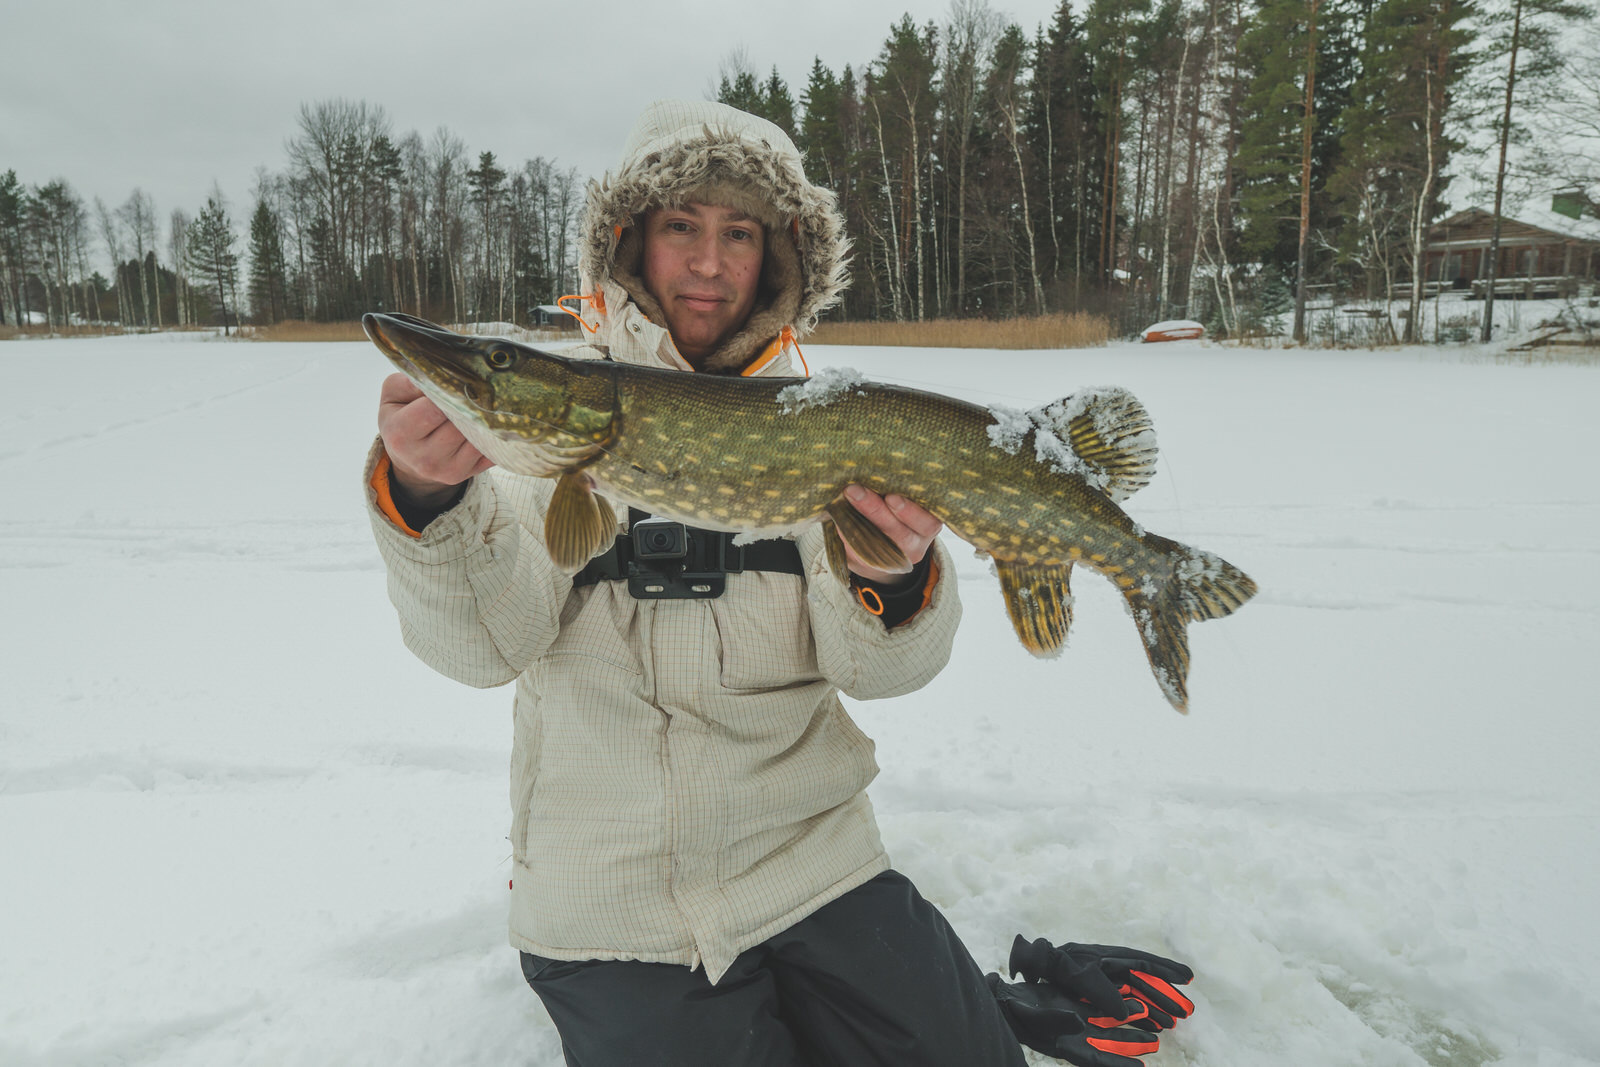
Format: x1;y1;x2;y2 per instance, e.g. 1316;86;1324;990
364;312;1256;711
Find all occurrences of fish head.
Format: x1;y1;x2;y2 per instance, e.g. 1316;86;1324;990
363;313;616;473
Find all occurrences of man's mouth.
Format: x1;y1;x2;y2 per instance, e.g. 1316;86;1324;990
679;294;726;309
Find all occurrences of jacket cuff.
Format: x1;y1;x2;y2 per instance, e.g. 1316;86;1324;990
850;553;940;628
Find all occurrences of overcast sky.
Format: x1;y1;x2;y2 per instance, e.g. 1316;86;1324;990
1;0;1064;235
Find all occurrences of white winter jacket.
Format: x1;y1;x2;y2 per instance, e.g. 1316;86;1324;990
364;101;962;983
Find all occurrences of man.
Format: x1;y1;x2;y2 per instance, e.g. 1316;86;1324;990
366;100;1189;1066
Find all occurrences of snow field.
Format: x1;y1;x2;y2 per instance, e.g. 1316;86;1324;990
1;333;1596;1065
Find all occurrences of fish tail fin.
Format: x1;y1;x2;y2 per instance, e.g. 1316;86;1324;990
1124;535;1258;712
1121;583;1193;713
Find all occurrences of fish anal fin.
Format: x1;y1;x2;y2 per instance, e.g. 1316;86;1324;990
824;494;912;575
995;561;1075;657
544;471;617;572
1037;388;1158;502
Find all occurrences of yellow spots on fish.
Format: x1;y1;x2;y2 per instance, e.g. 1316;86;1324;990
815;482;835;491
750;464;768;473
1017;519;1030;529
785;469;802;477
999;485;1021;495
717;486;737;496
722;455;741;464
781;504;799;514
1116;575;1136;588
684;454;701;465
949;490;967;501
908;484;927;494
925;461;944;470
841;460;857;469
983;506;1002;517
856;439;874;447
713;508;731;519
1068;546;1083;559
764;489;782;498
1091;553;1107;563
708;432;726;441
779;435;797;443
654;460;673;474
644;488;666;497
963;470;981;479
746;432;765;440
813;442;829;450
890;451;908;459
1009;534;1022;546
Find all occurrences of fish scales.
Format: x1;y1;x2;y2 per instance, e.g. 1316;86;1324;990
596;373;1146;574
363;313;1257;711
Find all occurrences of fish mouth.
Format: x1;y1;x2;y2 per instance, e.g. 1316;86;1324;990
362;313;492;409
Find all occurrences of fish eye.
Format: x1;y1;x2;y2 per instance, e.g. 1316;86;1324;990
487;349;514;369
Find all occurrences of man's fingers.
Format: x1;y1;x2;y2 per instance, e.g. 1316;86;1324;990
883;493;943;539
379;372;425;410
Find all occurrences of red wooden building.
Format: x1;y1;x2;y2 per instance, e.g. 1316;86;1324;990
1421;202;1600;299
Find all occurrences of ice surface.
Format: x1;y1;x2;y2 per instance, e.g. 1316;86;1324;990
2;331;1598;1066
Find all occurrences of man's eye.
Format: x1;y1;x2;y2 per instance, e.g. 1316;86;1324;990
667;221;692;234
728;229;752;242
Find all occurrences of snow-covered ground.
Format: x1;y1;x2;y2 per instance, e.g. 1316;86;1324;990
2;331;1596;1066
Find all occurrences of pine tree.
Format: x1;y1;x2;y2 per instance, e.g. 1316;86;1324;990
1030;0;1105;304
762;68;798;139
187;194;240;335
247;198;289;324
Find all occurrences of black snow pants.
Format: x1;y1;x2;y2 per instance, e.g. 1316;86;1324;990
519;869;1027;1067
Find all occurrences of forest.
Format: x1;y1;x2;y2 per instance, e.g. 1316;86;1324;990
1;0;1595;342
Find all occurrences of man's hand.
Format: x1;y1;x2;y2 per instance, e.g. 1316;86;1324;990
378;373;494;508
838;484;943;585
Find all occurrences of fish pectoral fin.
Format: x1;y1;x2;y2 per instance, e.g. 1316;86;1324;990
995;560;1075;657
820;518;852;586
544;471;617;572
824;494;912;575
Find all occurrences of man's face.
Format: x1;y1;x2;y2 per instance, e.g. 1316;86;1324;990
639;203;765;367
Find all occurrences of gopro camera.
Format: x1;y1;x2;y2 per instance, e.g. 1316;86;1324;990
631;517;689;561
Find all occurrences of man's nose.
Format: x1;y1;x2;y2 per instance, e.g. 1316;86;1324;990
686;233;723;276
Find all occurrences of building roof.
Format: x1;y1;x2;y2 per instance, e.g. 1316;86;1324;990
1430;205;1600;247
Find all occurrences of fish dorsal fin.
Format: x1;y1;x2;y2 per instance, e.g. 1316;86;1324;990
544;471;617;572
1035;388;1158;502
824;493;912;575
995;560;1075;656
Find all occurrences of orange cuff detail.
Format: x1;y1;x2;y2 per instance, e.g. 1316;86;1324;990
371;450;424;539
917;554;941;616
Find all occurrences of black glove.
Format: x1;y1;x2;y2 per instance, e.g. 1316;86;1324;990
1008;936;1196;1029
987;973;1160;1067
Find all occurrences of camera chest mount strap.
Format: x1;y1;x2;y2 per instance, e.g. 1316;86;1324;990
572;507;804;599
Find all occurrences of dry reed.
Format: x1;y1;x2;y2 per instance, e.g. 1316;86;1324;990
253;320;370;342
806;312;1111;350
251;320;583;343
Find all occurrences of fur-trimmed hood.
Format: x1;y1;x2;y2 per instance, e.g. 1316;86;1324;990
578;100;849;374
